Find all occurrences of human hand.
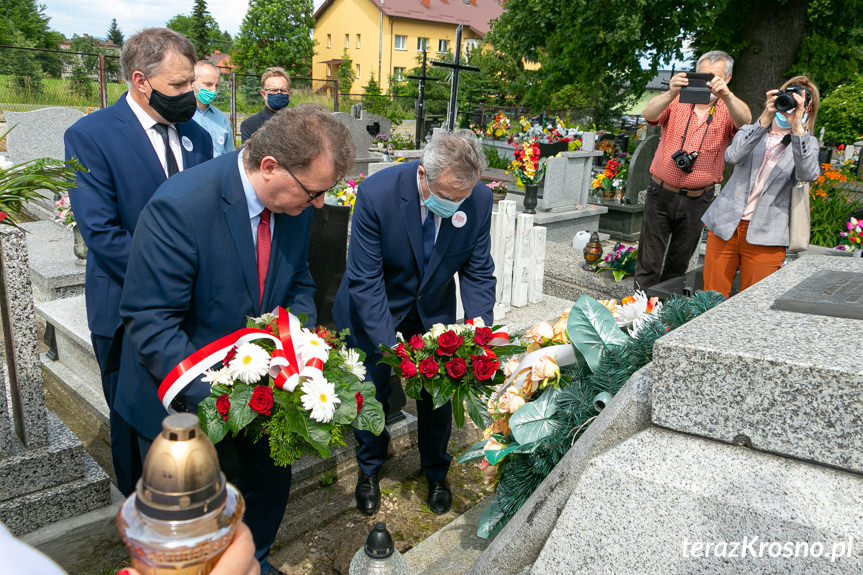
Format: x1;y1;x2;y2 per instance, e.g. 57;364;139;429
709;74;731;100
667;72;688;96
118;523;259;575
760;89;779;127
786;92;807;134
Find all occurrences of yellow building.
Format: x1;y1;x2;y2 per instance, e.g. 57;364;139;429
313;0;503;93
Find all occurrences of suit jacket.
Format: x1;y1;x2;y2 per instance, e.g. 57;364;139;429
64;93;213;337
332;161;496;356
116;151;318;439
702;123;820;246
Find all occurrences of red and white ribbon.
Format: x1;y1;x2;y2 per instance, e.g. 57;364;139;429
466;318;510;346
158;307;324;410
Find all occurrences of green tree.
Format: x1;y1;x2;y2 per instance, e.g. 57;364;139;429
190;0;212;57
231;0;315;76
166;10;231;58
106;18;124;46
818;75;863;144
0;0;63;77
0;28;43;94
337;48;355;94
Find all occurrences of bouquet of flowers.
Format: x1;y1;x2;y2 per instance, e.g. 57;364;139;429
509;137;547;186
598;290;662;337
55;193;75;228
592;157;626;195
326;173;364;210
485;111;511;139
379;320;523;429
593;242;637;282
373;134;389;144
159;307;385;467
486;181;508;194
838;216;862;250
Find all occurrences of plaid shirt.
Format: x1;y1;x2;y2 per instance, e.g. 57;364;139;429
648;97;737;189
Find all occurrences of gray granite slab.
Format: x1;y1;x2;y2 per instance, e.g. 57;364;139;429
3;107;83;164
542;241;635;302
652;255;863;473
19;221;85;302
406;496;492;575
771;270;863;319
34;295;100;388
533;427;863;574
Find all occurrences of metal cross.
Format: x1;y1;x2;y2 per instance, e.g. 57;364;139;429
432;24;479;132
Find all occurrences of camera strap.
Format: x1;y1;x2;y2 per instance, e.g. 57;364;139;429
679;103;716;157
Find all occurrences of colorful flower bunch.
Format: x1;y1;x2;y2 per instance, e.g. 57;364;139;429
598;291;662;337
195;309;384;467
486;180;508;193
373;134;389;143
509;136;547;185
839;216;862;250
593;243;638;282
592;157;627;193
54;193;75;228
326;173;365;211
513;117;582;147
380;319;522;429
485;111;512;139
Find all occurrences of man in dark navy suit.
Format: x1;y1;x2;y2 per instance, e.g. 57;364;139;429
117;104;353;575
64;27;213;497
333;130;496;516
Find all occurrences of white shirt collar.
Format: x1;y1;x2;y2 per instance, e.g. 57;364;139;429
125;91;161;131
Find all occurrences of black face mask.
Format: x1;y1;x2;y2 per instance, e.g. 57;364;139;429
147;82;197;124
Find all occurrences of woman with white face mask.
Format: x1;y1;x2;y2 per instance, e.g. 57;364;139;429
701;76;821;297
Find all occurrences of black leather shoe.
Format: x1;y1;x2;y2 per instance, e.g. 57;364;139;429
426;477;452;515
356;471;380;515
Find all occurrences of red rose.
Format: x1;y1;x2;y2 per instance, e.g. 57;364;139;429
222;346;237;366
355;391;364;413
400;359;418;377
445;357;467;379
436;330;464;356
395;342;410;359
216;393;230;421
248;385;274;416
473;327;494;347
471;355;499;381
409;334;425;351
419;357;439;378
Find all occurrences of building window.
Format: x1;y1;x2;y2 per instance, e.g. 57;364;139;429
356;63;360;77
417;37;428;52
345;34;350;48
357;34;361;49
393;67;405;81
464;39;481;53
394;35;406;50
327;34;331;48
327;64;333;77
438;39;449;53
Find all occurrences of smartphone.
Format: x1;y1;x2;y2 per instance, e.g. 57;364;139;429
679;72;714;104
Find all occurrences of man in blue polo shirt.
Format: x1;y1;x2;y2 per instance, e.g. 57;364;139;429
192;60;235;156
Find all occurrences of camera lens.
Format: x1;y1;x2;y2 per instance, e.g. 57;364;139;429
775;92;795;114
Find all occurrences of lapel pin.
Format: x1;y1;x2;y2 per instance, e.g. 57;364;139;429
182;135;193;151
451;211;467;228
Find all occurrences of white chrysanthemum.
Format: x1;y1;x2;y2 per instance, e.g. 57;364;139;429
300;376;341;423
429;323;447;338
296;328;331;362
202;366;234;388
615;291;662;330
251;312;278;325
341;347;367;380
228;342;271;384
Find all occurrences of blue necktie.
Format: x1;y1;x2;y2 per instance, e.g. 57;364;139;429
422;211;435;271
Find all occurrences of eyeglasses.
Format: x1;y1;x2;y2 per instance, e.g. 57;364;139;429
263;88;291;95
283;164;332;202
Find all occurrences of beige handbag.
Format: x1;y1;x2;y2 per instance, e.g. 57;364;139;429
787;182;810;253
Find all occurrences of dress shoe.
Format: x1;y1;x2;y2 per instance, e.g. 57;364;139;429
355;471;380;515
426;477;452;515
262;562;289;575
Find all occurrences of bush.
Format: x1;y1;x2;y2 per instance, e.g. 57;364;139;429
809;162;863;247
483;145;509;170
818;75;863;145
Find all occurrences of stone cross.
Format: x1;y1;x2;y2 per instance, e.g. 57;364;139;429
625;125;661;204
431;24;479;132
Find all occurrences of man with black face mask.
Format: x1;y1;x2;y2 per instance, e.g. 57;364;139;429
64;27;213;497
240;67;292;143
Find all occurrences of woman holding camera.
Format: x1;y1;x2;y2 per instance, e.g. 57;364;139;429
701;76;821;297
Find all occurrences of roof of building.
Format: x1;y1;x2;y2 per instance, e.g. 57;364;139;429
645;70;674;91
314;0;504;36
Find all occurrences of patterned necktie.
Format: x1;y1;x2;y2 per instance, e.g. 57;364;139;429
422;211;435;271
257;208;271;306
152;123;179;177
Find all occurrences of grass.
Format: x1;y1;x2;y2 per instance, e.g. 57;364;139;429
0;74;126;112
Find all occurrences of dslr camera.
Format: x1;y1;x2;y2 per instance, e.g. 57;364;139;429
774;84;811;114
671;150;698;174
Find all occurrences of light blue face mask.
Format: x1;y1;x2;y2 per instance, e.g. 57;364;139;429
424;176;465;219
775;112;808;130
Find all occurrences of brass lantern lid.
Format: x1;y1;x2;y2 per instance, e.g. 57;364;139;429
135;413;227;521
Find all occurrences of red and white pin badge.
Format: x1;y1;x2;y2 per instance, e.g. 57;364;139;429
452;210;467;228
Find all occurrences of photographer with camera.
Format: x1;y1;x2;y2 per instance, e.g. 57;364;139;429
701;77;821;297
635;50;751;289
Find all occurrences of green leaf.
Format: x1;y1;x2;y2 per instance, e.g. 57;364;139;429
433;379;456;410
476;497;507;539
404;377;422;400
454;438;489;464
509;387;559;445
227;386;257;433
332;389;359;425
463;387;488;429
354;397;385;436
284;406;330;458
612;269;626;282
565;295;630;372
485;442;521;465
198;396;229;444
452;387;466;429
489;344;527;357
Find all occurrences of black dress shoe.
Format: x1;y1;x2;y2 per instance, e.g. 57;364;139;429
426;477;452;515
356;471;380;515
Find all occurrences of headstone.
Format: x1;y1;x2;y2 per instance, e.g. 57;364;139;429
540;146;603;212
511;214;534;307
771;270;863;319
624;125;660;204
490;201;516;313
308;204;351;329
358;110;392;141
332;112;384;178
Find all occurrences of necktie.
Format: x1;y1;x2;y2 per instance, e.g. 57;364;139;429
422;211;435;271
257;208;271;306
152;123;179;177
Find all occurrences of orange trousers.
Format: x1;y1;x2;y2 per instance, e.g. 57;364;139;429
704;220;786;298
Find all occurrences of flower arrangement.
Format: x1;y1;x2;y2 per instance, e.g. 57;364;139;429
839;216;862;250
485;111;511;139
373;134;389;144
54;193;76;228
379;319;523;429
592;157;627;195
598;291;662;338
513;116;582;147
508;136;547;186
486;180;508;194
809;162;862;248
326;173;364;210
185;308;385;467
593;242;637;282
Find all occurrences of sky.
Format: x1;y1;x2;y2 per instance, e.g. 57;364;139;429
41;0;327;39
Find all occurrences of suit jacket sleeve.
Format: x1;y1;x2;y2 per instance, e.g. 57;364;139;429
344;182;397;349
65;124;132;283
120;195;210;408
724;123;767;166
459;193;496;326
240;117;253;144
791;133;821;182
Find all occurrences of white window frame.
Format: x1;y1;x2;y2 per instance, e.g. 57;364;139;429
438;39;449;53
393;67;405;81
327;34;332;48
357;34;361;49
394;35;406;50
345;34;350;48
417;37;428;52
356;63;360;77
